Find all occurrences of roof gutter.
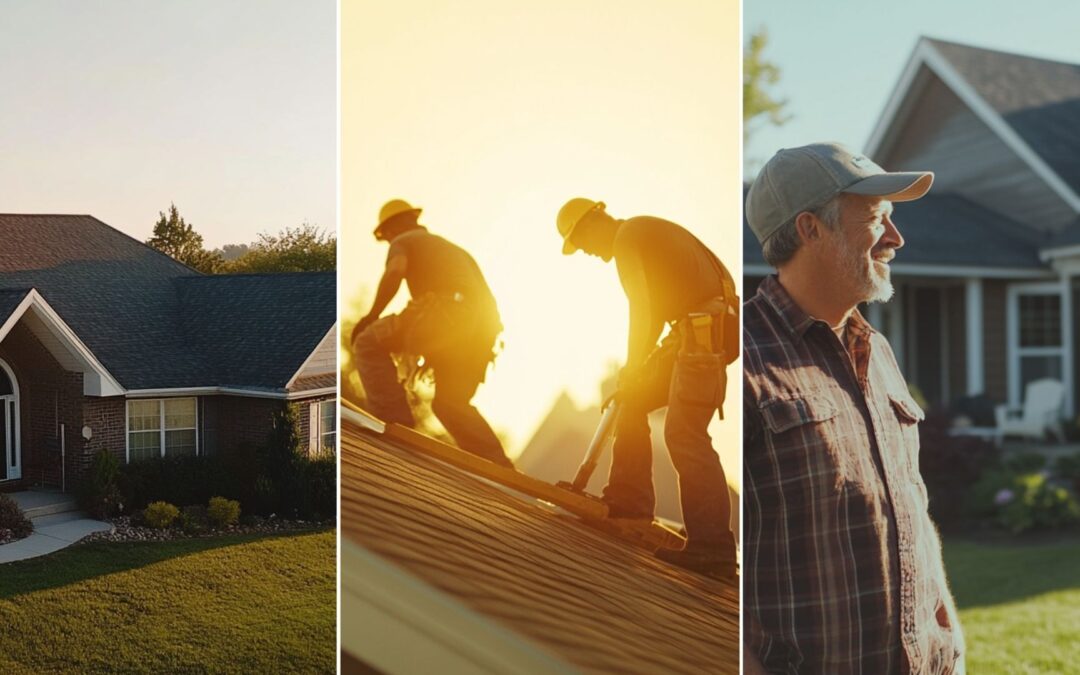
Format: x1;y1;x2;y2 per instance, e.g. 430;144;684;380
124;385;336;400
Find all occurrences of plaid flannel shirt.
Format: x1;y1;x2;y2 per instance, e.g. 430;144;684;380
743;276;964;675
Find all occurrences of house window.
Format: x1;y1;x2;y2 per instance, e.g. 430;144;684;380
309;399;336;454
1008;284;1066;407
127;398;198;462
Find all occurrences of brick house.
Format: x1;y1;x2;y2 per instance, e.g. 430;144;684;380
0;214;336;492
746;38;1080;417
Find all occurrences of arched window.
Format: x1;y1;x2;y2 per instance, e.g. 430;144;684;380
1;358;20;481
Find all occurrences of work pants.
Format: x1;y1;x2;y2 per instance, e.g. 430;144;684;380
352;300;511;468
603;332;732;550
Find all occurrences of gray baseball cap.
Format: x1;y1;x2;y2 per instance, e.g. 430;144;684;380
746;142;934;244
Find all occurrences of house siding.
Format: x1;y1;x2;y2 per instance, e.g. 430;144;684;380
0;322;83;491
880;67;1076;232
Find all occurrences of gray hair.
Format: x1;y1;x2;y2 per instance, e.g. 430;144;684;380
761;193;845;267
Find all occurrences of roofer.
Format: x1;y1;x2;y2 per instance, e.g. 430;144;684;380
556;198;738;578
743;142;964;674
352;199;513;468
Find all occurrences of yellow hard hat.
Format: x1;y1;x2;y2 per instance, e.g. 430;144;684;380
374;199;421;238
556;198;605;255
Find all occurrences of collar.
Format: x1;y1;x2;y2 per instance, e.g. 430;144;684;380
757;274;876;341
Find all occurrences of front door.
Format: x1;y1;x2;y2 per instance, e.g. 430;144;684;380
1;360;20;482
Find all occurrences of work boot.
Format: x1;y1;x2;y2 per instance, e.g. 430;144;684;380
656;534;737;580
601;497;653;521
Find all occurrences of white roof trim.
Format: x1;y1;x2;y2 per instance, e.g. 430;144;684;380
866;38;1080;213
1040;243;1080;262
745;262;1051;280
284;324;337;390
0;289;124;396
124;386;336;401
341;540;571;674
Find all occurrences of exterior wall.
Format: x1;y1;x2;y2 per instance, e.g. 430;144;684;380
203;395;286;455
0;322;83;492
982;280;1009;401
946;284;968;403
81;397;127;479
296;393;336;454
881;68;1075;232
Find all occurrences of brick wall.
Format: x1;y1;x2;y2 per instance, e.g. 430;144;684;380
0;322;84;492
295;394;336;455
80;397;127;478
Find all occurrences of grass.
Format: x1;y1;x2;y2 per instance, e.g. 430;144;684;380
945;533;1080;674
0;530;336;674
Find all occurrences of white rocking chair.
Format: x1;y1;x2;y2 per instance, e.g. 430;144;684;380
994;378;1066;442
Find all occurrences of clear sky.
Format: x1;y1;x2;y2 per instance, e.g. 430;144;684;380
0;0;335;248
341;0;741;468
744;0;1080;176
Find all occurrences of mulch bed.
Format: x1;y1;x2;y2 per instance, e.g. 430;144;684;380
82;515;334;544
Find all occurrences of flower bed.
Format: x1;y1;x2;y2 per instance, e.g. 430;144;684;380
82;514;332;545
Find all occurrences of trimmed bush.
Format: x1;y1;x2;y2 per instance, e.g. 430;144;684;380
207;497;241;528
997;473;1080;534
143;501;180;529
119;455;239;512
1004;451;1047;474
0;493;33;541
1056;452;1080;494
918;411;1000;526
79;448;121;518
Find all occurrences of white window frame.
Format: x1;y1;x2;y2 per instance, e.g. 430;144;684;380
125;397;199;462
1006;281;1068;409
0;358;21;482
310;399;336;454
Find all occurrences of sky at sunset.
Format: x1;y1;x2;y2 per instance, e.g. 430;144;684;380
0;1;335;248
341;0;742;474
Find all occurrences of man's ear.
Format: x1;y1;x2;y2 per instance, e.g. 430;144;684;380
794;211;822;246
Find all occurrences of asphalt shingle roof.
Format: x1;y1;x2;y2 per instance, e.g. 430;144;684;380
742;190;1046;270
929;38;1080;197
0;214;334;391
0;289;31;327
342;418;740;673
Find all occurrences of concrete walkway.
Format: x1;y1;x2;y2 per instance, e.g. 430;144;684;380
1;491;113;564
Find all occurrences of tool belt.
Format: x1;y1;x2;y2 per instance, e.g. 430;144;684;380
675;293;739;365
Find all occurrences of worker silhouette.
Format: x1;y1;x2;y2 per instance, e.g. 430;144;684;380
557;197;737;578
352;199;513;468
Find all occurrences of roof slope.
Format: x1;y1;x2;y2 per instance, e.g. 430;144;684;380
929;38;1080;196
0;214;334;391
342;422;739;674
177;272;335;390
0;289;31;328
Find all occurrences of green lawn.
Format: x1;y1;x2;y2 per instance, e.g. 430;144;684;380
945;534;1080;674
0;530;336;674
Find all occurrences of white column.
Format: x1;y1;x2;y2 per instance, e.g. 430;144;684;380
965;278;984;395
1061;274;1074;416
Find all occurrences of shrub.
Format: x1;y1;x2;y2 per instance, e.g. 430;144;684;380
143;501;180;529
207;497;241;528
997;473;1080;534
918;411;1000;526
0;493;33;541
964;467;1020;520
79;448;121;518
118;455;238;512
296;451;336;521
180;505;209;534
1003;451;1047;474
1056;452;1080;493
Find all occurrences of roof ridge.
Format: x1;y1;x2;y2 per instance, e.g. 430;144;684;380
176;270;335;281
923;35;1080;69
83;214;206;277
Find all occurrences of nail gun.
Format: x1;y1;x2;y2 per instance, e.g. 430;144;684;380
557;400;620;493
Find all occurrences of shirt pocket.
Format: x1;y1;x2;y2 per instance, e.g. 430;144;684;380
888;392;925;480
757;392;847;499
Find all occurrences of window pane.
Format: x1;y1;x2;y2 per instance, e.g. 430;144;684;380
1020;355;1063;398
128;400;161;432
164;398;196;429
321;430;336;453
129;430;161;461
0;367;11;396
320;401;335;433
1019;294;1062;347
165;429;196;457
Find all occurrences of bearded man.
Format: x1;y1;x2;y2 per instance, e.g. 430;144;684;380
742;142;964;674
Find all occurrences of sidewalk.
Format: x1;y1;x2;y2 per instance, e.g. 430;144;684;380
0;491;113;564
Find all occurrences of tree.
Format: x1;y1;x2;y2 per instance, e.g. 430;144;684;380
743;28;790;140
223;223;336;273
147;203;223;273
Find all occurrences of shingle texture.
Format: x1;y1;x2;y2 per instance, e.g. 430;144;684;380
0;289;31;327
929;38;1080;197
342;421;740;674
0;214;334;390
